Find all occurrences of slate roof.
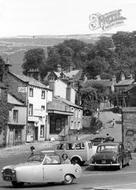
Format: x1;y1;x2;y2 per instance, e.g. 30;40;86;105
55;96;82;109
115;79;134;86
10;72;52;90
84;79;114;87
64;70;80;79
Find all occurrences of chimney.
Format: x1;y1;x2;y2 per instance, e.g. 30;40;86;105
57;64;62;72
66;83;71;101
27;69;41;81
112;75;116;83
95;75;101;80
49;80;55;96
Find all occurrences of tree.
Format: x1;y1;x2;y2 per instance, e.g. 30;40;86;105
84;56;109;79
22;48;46;76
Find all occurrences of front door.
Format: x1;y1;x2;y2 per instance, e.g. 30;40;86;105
35;127;38;140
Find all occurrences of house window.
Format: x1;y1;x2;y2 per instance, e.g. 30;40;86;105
41;90;45;99
40;125;44;137
29;88;34;97
13;110;18;123
41;105;45;111
29;104;33;116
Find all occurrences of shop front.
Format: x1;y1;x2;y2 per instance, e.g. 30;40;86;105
47;100;73;141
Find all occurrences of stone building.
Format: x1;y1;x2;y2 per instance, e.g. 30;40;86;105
0;60;10;147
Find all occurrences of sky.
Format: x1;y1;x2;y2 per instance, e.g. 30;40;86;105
0;0;136;37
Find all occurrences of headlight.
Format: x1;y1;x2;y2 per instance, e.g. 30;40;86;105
90;156;95;163
1;169;4;174
12;170;16;174
112;156;117;162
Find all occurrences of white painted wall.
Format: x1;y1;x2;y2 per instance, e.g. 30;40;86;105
71;88;76;103
28;86;47;118
47;90;53;102
54;80;67;99
28;86;51;141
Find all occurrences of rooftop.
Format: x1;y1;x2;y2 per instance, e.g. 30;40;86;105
10;72;52;90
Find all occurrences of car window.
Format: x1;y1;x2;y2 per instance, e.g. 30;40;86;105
75;142;85;150
97;145;118;153
66;143;75;150
27;154;44;162
43;155;61;165
57;144;64;150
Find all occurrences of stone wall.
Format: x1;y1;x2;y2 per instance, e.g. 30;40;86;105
122;107;136;152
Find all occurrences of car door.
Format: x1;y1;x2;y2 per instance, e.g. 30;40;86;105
43;155;64;182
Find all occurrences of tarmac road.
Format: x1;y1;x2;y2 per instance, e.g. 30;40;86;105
0;150;136;190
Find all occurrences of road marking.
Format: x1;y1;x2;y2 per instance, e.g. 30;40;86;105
95;182;136;189
83;171;136;177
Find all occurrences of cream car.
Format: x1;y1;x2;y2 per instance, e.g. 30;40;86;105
55;140;96;165
1;152;82;187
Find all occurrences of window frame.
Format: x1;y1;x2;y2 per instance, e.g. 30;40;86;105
41;90;45;99
29;87;34;97
13;109;19;123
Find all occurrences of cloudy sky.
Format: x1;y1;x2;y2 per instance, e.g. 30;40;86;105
0;0;135;37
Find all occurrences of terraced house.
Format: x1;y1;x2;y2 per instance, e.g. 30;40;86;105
0;61;9;147
7;72;53;143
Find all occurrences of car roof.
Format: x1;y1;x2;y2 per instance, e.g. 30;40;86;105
98;142;122;146
57;139;91;144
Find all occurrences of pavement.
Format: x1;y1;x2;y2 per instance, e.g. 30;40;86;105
0;140;58;158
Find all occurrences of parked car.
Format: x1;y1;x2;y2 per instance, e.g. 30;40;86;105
91;136;114;146
89;142;132;170
55;140;96;165
91;137;106;146
1;152;82;187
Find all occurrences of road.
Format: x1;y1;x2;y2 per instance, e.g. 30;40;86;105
0;152;136;190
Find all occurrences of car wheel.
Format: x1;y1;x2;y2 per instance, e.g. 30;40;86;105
64;174;74;185
118;161;123;170
12;181;24;187
71;157;81;165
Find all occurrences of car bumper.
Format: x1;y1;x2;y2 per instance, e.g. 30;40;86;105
90;163;120;167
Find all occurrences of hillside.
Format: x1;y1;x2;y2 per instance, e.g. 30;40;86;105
0;33;112;74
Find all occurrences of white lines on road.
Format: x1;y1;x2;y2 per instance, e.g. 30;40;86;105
83;171;136;177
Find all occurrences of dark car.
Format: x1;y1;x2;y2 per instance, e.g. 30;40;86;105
90;142;132;170
91;137;106;146
91;136;114;146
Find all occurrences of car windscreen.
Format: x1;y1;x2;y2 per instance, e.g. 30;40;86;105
27;154;45;162
97;145;118;153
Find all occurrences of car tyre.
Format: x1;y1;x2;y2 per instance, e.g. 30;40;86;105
94;166;99;170
12;181;24;188
71;157;81;165
64;174;74;185
118;161;123;170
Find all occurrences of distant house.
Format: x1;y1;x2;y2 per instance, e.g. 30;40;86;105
125;85;136;107
7;72;53;142
45;68;83;140
114;73;135;107
7;93;27;146
82;76;116;110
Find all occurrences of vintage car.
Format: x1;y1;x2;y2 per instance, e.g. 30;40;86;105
1;152;82;187
55;140;96;165
89;142;132;170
